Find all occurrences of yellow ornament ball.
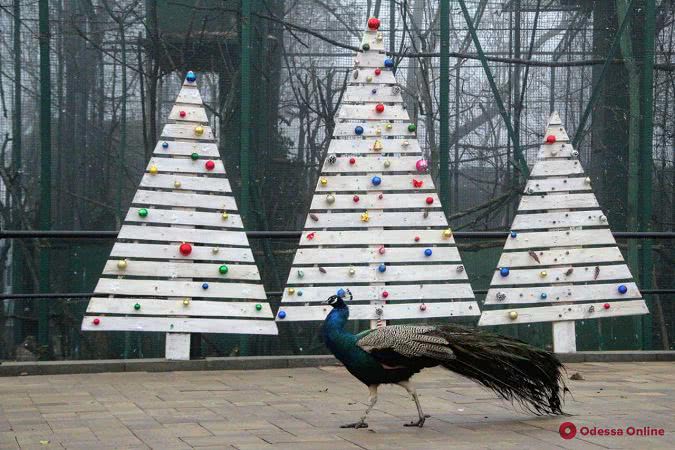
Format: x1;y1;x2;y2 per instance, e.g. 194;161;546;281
182;298;190;306
221;212;229;220
376;33;383;41
366;75;373;82
149;165;158;175
442;228;453;238
509;311;518;320
375;127;382;135
288;288;296;295
320;177;328;186
174;180;182;188
117;259;128;270
539;270;548;278
360;212;370;222
373;140;383;151
194;126;205;136
385;123;393;130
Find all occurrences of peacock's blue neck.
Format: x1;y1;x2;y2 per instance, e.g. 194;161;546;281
322;307;356;356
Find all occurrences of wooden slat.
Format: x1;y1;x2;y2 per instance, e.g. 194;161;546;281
176;86;203;105
524;177;591;194
328;139;422;155
102;260;260;280
81;316;278;334
86;297;273;317
321;156;423;173
543;125;570;142
349;69;396;84
133;190;237;211
277;301;481;321
300;229;457;246
537;143;576;159
118;225;248;246
518;193;599;211
338;104;409;121
490;264;634;286
503;229;616;250
310;193;439;210
161;123;215;141
361;30;385;51
547;112;562;125
511;210;606;230
497;247;625;268
153;141;220;157
315;174;434;192
147;157;225;175
484;282;641;305
111;242;255;262
478;300;648;326
354;52;389;68
333;123;416;138
282;283;474;303
95;278;266;299
342;85;403;103
286;264;467;284
126;207;243;229
304;211;447;229
140;173;231;193
530;160;584;177
292;246;461;265
168;104;208;123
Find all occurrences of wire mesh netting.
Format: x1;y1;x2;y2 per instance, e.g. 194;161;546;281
0;0;673;360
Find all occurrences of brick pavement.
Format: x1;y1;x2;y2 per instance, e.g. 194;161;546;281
0;362;673;449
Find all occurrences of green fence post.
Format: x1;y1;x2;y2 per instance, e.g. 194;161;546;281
439;0;449;213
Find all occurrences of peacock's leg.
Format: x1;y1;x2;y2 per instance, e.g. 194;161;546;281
398;380;430;427
341;384;378;429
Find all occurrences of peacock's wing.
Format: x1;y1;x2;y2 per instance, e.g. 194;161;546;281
356;325;455;368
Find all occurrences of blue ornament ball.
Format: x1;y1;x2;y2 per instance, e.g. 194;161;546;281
540;292;548;299
384;58;394;68
371;176;382;186
337;288;346;297
424;248;432;257
499;267;510;277
618;284;628;294
297;290;303;297
186;71;197;83
202;282;209;290
378;264;387;273
162;141;169;149
371;89;377;94
278;310;286;319
510;231;517;238
355;126;364;135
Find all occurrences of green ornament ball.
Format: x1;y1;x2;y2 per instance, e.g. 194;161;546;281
219;264;229;275
362;43;370;51
191;152;199;160
408;124;417;132
134;303;141;310
255;303;262;311
138;208;148;217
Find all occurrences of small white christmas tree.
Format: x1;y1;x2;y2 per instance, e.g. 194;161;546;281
277;19;479;326
82;71;278;359
478;112;648;352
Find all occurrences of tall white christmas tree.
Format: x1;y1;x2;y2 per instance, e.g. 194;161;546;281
277;19;478;327
82;71;278;359
478;112;648;352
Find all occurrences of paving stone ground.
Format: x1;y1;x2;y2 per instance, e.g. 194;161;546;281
0;362;673;449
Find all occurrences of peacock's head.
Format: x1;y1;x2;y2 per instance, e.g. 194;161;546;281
322;290;351;309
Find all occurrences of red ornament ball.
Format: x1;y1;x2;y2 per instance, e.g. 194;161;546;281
374;68;382;76
378;193;384;199
375;104;385;113
93;318;100;325
205;160;215;170
382;291;389;298
425;197;434;205
419;304;427;311
546;135;556;144
349;157;356;165
414;236;420;242
179;110;187;118
179;242;192;256
603;303;611;309
367;17;381;30
353;195;360;203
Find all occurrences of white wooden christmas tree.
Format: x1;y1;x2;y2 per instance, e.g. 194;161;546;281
478;112;648;352
82;71;278;359
276;19;479;326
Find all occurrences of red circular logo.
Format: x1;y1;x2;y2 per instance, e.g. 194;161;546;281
559;422;577;440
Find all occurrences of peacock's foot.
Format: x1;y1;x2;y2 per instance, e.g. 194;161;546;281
340;421;368;429
403;414;430;428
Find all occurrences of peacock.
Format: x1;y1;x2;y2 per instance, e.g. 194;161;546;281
322;290;566;428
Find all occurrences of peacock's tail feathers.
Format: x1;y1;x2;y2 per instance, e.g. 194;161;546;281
432;324;566;415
